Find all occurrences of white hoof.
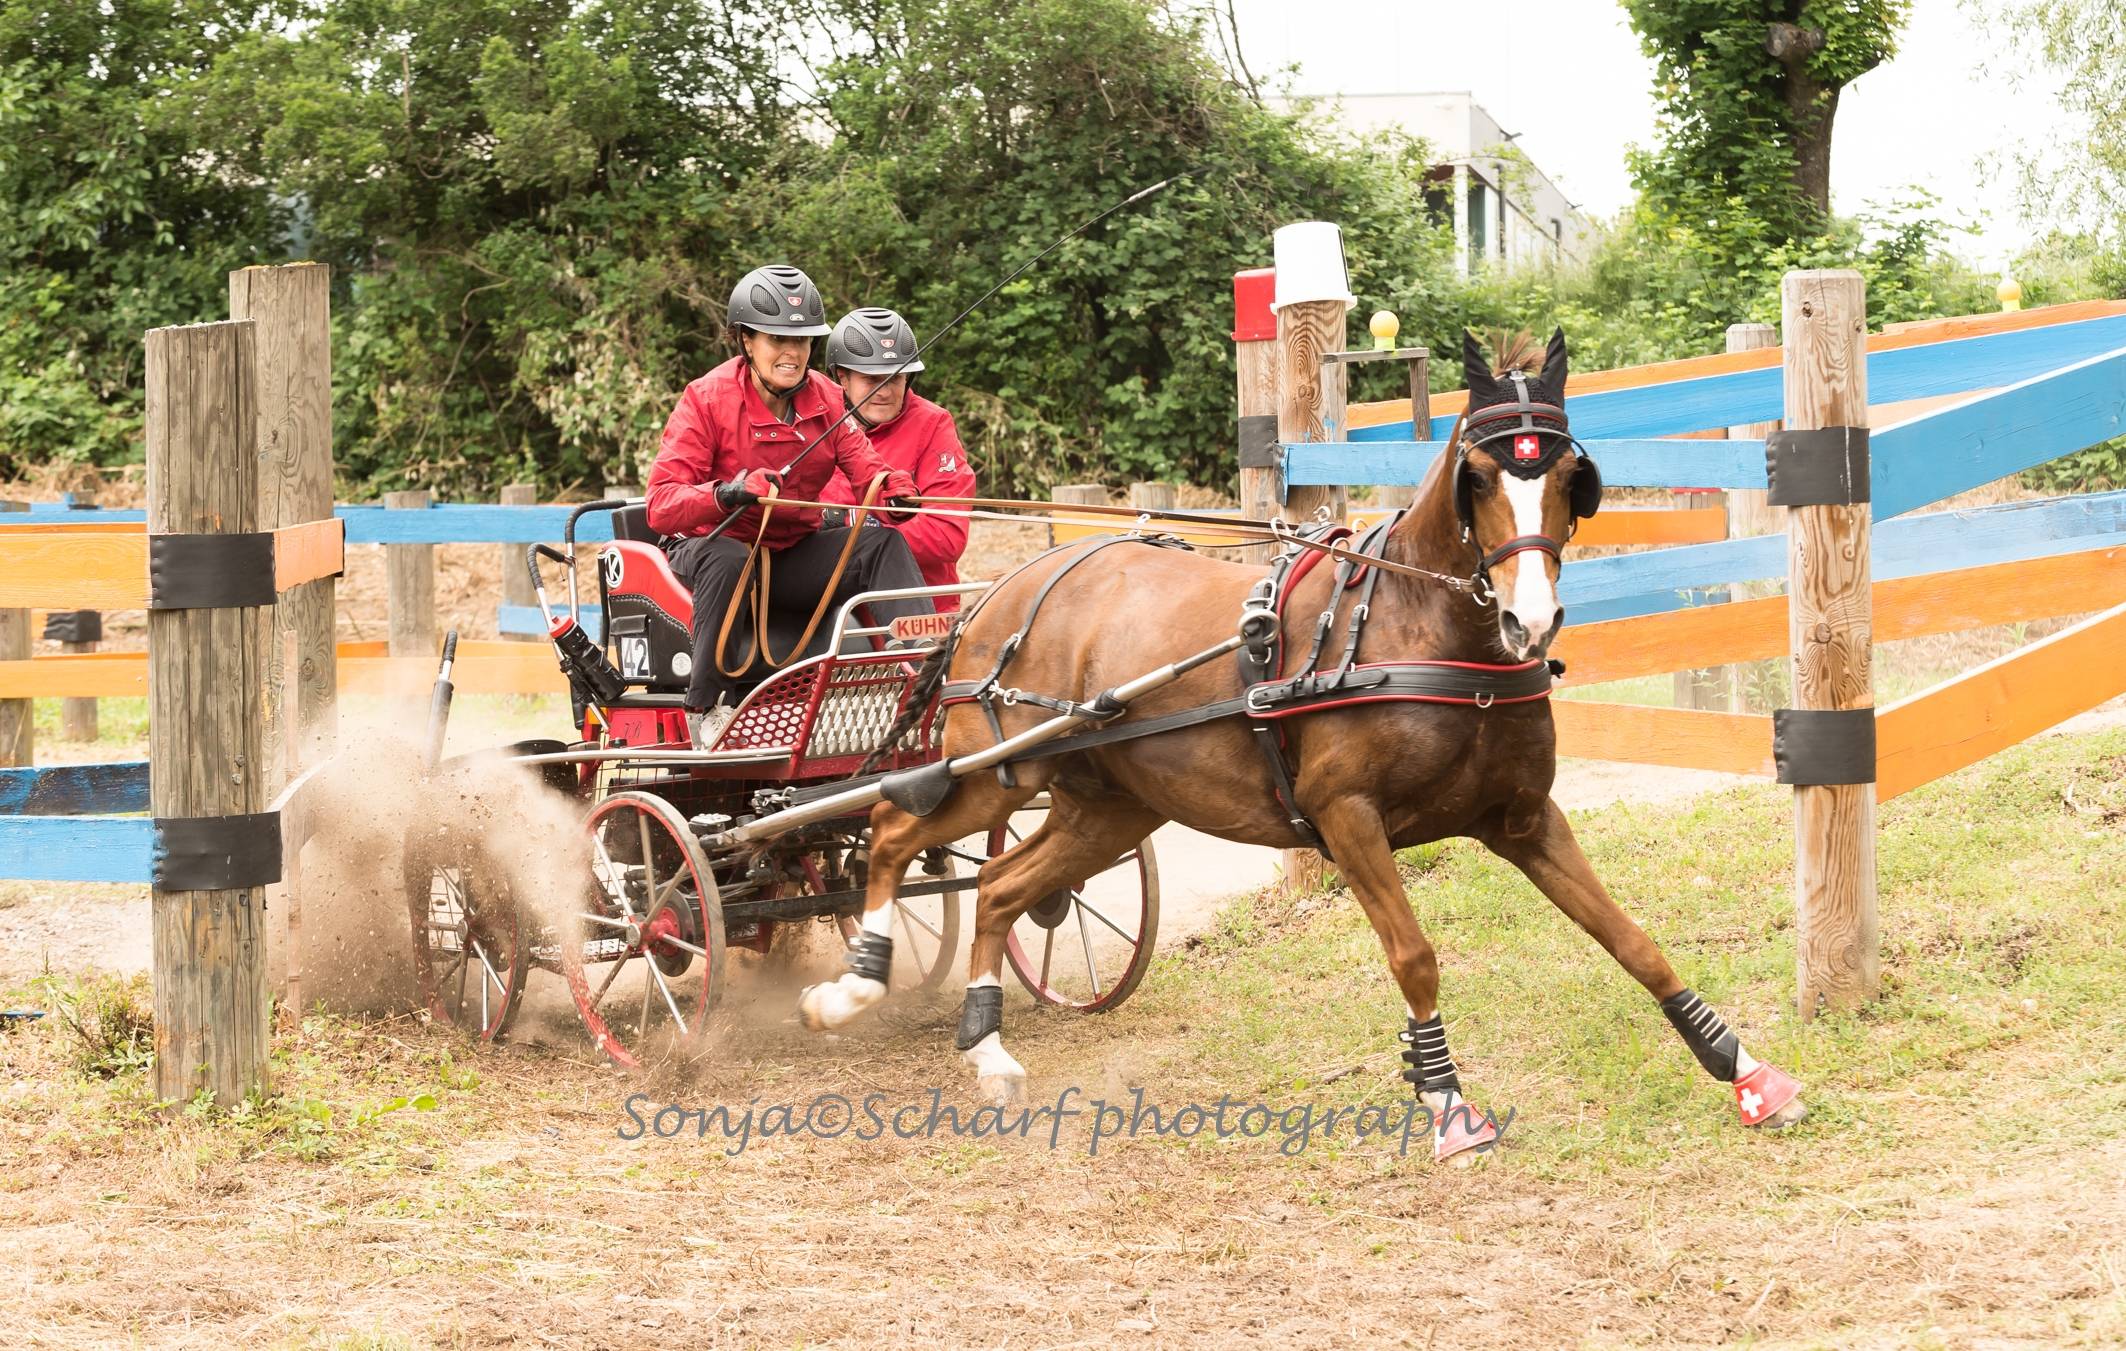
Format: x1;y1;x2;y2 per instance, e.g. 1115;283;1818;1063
962;1032;1027;1107
1760;1096;1808;1130
796;973;887;1031
977;1073;1028;1109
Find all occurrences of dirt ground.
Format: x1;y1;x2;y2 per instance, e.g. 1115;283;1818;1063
6;722;2126;1348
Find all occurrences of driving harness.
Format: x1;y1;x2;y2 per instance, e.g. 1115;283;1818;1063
925;367;1597;854
935;516;1556;856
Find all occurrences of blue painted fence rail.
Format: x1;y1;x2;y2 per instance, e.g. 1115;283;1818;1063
496;604;602;641
1285;438;1769;490
0;816;155;884
4;502;622;544
1351;311;2126;443
0;762;150;816
1559;487;2126;625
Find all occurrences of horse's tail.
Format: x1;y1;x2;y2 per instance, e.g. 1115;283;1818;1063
857;615;967;776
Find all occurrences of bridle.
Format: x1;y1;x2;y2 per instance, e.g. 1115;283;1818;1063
1448;370;1603;594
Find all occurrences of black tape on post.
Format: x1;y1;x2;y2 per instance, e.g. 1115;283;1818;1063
148;532;277;610
1772;708;1877;786
1237;414;1281;469
1765;427;1871;507
152;812;283;890
40;610;103;644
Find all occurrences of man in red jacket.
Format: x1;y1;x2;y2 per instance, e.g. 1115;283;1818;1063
647;265;930;733
818;307;978;610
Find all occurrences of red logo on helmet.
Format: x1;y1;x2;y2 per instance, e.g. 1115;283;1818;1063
788;296;802;305
1513;434;1541;460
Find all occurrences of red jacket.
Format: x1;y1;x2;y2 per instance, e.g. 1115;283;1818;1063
646;356;919;550
821;392;977;606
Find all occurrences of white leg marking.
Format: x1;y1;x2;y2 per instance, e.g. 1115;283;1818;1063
798;902;895;1032
1499;474;1559;650
962;973;1025;1105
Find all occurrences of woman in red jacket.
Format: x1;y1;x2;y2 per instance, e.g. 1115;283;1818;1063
646;265;928;738
818;307;978;611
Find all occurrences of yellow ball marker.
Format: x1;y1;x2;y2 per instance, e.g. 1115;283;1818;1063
1369;309;1399;352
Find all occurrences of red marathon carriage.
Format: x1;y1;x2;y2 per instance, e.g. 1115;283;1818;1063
405;500;1161;1068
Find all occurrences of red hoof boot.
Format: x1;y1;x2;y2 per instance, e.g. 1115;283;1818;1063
1434;1101;1501;1163
1733;1061;1803;1128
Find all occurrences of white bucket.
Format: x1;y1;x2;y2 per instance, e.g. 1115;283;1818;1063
1271;221;1356;311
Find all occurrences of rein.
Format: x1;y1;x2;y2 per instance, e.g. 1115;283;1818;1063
711;472;891;678
753;493;1498;600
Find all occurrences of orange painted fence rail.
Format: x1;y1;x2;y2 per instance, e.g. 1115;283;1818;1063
0;519;345;609
0;639;565;701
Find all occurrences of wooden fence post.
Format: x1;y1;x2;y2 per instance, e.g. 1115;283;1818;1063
0;500;27;767
1723;321;1783;712
1781;271;1877;1017
1371;350;1429;511
52;493;100;743
1128;482;1178;515
231;262;336;774
1234;268;1280;565
1049;484;1105;547
385;489;435;658
146;319;271;1107
500;483;538;639
1270;224;1352;899
1277;297;1349;531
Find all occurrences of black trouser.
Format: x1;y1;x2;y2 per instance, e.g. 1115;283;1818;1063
667;525;934;710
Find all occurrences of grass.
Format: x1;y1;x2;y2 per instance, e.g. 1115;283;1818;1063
2;728;2125;1346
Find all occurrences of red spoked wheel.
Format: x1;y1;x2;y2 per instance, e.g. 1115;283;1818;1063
992;807;1160;1013
563;791;727;1070
830;850;963;995
405;836;526;1041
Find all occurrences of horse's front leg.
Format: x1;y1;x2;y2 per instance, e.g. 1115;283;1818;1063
1313;796;1503;1165
1481;795;1806;1128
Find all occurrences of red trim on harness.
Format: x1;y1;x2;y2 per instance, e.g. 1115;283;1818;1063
1268;529;1351;679
1248;688;1551;719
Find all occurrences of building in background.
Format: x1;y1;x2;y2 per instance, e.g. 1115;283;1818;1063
1275;91;1595;273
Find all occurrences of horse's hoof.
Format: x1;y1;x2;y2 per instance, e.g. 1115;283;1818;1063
1434;1104;1500;1165
1734;1061;1804;1128
1757;1096;1808;1130
977;1073;1028;1110
795;984;831;1032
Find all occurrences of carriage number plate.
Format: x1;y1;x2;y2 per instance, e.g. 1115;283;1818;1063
889;613;956;643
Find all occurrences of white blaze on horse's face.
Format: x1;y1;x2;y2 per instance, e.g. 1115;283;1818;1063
1499;473;1560;659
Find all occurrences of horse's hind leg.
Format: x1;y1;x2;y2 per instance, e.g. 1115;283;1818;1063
1314;796;1501;1165
797;776;1035;1031
958;785;1166;1108
1482;797;1807;1129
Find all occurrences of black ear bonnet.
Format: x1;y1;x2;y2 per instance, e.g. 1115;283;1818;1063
1449;327;1603;537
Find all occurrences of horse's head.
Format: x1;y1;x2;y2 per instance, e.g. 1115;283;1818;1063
1449;327;1602;661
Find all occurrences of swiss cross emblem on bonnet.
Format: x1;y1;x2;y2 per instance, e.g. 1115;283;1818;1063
1513;434;1541;460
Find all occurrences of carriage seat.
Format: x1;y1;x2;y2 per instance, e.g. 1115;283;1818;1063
598;506;860;694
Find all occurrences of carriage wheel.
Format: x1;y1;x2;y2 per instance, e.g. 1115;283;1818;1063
563;791;727;1070
831;850;962;994
406;838;527;1041
991;811;1161;1013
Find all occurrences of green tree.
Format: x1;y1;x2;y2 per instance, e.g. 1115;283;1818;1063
0;1;283;474
1993;1;2126;242
1622;0;1909;241
745;0;1455;494
190;0;794;494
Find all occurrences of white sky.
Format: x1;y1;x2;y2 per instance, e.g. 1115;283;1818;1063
1225;0;2065;267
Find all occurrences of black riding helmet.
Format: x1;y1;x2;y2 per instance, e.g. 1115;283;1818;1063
727;264;832;337
825;307;924;376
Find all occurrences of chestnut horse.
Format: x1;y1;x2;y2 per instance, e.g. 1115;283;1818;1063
799;329;1805;1160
